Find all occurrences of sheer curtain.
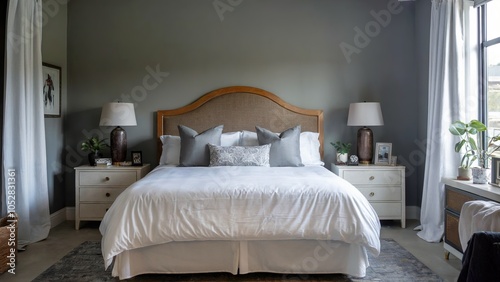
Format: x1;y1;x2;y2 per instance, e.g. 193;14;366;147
2;0;50;247
417;0;477;243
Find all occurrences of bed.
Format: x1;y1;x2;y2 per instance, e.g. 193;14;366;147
99;86;381;280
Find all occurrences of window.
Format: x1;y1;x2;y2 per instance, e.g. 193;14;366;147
482;1;500;137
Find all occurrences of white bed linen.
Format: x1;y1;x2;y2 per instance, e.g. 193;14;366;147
459;200;500;251
241;240;368;276
113;240;240;278
100;165;381;269
112;239;368;279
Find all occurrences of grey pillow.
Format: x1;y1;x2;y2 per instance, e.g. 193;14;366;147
256;125;303;167
178;125;224;166
208;144;271;167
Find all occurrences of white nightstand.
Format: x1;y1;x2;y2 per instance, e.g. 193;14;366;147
332;164;406;228
74;164;151;230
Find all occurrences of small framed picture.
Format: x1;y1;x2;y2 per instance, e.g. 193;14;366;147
42;63;62;118
131;151;143;166
374;142;392;165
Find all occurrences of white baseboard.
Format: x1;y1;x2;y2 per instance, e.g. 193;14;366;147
406;205;421;220
66;207;75;221
50;208;67;228
50;207;76;228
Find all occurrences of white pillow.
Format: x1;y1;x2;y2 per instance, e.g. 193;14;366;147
159;135;181;166
300;132;324;166
159;131;242;165
241;130;323;166
241;130;259;146
221;131;241;146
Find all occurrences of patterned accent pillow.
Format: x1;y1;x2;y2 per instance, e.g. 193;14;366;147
208;144;271;167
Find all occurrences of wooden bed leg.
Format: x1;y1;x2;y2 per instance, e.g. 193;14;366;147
444;250;450;260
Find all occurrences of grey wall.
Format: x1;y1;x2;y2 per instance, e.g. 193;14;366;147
42;0;68;214
414;0;432;217
64;0;425;210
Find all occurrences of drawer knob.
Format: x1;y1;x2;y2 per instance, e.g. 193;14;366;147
105;193;111;197
369;192;375;197
369;176;375;181
105;177;110;181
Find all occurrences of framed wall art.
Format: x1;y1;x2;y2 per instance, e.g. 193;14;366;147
42;63;61;118
374;142;392;165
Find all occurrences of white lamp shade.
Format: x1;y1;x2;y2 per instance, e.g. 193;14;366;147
347;102;384;126
99;102;137;126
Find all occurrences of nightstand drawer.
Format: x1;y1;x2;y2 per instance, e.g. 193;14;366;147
370;202;402;217
357;186;401;201
79;171;137;186
332;164;405;228
80;187;126;202
79;203;112;218
343;170;402;185
75;164;150;230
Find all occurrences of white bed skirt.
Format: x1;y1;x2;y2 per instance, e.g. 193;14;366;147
112;240;369;280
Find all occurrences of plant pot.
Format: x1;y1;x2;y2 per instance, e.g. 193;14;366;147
457;167;472;181
88;152;102;166
471;167;490;184
336;153;348;164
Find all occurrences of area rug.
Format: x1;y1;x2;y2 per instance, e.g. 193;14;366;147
33;239;442;281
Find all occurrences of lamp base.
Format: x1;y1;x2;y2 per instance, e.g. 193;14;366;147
357;127;373;164
111;126;127;164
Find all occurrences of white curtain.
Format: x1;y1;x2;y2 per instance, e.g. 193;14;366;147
2;0;50;247
418;0;477;242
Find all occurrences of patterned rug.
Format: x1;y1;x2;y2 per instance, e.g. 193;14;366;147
33;239;442;281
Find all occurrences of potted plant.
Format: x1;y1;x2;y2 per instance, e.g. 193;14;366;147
331;141;351;164
473;132;500;184
81;136;108;166
449;119;500;183
449;120;485;180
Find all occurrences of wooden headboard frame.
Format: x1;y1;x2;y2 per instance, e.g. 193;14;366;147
156;86;324;159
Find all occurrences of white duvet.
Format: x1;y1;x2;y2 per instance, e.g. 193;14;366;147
100;165;381;269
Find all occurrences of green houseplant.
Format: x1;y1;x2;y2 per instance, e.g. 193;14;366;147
449;119;500;182
449;120;486;168
331;141;351;164
81;136;108;166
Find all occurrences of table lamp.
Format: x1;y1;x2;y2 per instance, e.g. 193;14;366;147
347;102;384;164
99;102;137;165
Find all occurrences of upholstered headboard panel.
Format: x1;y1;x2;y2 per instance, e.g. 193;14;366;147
157;86;324;157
